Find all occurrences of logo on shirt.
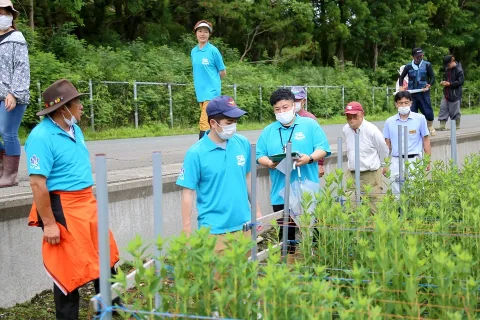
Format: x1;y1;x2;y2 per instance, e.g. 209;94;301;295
409;130;417;134
30;155;40;170
294;132;305;140
237;155;246;166
178;167;185;180
202;58;209;66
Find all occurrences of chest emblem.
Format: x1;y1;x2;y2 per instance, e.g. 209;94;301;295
294;132;305;140
237;155;246;166
202;58;209;66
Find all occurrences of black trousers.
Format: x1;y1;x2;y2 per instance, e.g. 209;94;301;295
273;205;320;254
273;204;297;254
53;267;117;320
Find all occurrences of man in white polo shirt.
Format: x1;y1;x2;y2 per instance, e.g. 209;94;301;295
343;101;389;212
383;91;431;198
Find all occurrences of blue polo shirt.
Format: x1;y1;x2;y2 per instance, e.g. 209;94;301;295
191;42;225;102
383;112;429;157
25;117;93;192
256;116;331;205
176;132;251;234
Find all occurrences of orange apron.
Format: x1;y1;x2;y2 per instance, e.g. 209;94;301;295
28;187;119;294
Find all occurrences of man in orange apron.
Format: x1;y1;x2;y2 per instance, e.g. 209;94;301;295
25;79;119;319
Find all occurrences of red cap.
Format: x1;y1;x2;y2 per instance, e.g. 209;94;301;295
344;101;364;114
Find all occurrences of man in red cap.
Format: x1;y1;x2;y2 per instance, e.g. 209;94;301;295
343;101;388;212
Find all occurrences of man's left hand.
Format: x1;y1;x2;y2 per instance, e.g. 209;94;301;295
319;165;325;177
295;154;311;167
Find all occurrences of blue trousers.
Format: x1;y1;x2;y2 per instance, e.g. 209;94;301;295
411;92;434;121
0;100;27;156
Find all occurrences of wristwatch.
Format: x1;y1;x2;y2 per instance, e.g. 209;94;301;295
308;155;314;164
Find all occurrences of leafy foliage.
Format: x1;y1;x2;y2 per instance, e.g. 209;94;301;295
115;155;480;319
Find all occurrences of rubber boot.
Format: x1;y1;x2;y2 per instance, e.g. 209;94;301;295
0;150;4;178
455;116;461;130
199;130;206;140
427;121;436;136
437;121;447;131
0;155;20;188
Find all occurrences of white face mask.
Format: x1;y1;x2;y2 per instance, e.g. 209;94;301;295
0;15;13;31
276;107;296;125
294;102;302;113
398;106;411;115
62;107;78;126
215;121;236;140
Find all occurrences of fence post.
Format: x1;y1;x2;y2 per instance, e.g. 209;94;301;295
372;87;375;109
337;137;343;206
282;142;292;263
468;93;471;108
95;154;112;320
304;85;308;111
233;83;237;101
37;81;42;112
133;81;138;129
259;85;263;122
342;86;345;109
403;126;409;177
386;87;389;108
152;151;163;310
250;144;258;261
398;125;404;196
168;84;173;128
354;132;361;205
89;79;94;131
434;88;437;109
451;119;457;166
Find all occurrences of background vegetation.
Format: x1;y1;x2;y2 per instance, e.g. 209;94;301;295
11;0;480;131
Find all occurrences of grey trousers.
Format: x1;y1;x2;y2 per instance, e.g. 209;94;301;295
438;97;461;121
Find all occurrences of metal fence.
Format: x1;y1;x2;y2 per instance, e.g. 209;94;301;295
32;80;480;130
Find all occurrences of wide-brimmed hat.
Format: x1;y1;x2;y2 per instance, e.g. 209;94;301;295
37;79;87;116
0;0;19;19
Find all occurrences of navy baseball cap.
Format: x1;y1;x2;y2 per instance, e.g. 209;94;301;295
206;96;247;118
412;47;424;56
291;87;306;100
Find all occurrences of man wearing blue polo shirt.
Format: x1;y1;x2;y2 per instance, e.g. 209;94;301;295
25;80;119;319
177;95;261;253
383;91;431;197
256;88;331;264
191;20;226;140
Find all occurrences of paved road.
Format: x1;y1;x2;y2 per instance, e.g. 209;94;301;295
15;115;480;181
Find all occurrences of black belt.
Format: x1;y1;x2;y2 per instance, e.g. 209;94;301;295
402;154;419;158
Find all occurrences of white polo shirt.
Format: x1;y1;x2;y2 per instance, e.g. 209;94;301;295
343;119;389;172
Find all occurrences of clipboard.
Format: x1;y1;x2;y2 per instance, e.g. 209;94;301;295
268;152;301;162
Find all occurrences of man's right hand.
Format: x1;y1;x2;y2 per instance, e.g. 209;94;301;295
268;160;279;169
382;167;389;176
44;223;61;245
